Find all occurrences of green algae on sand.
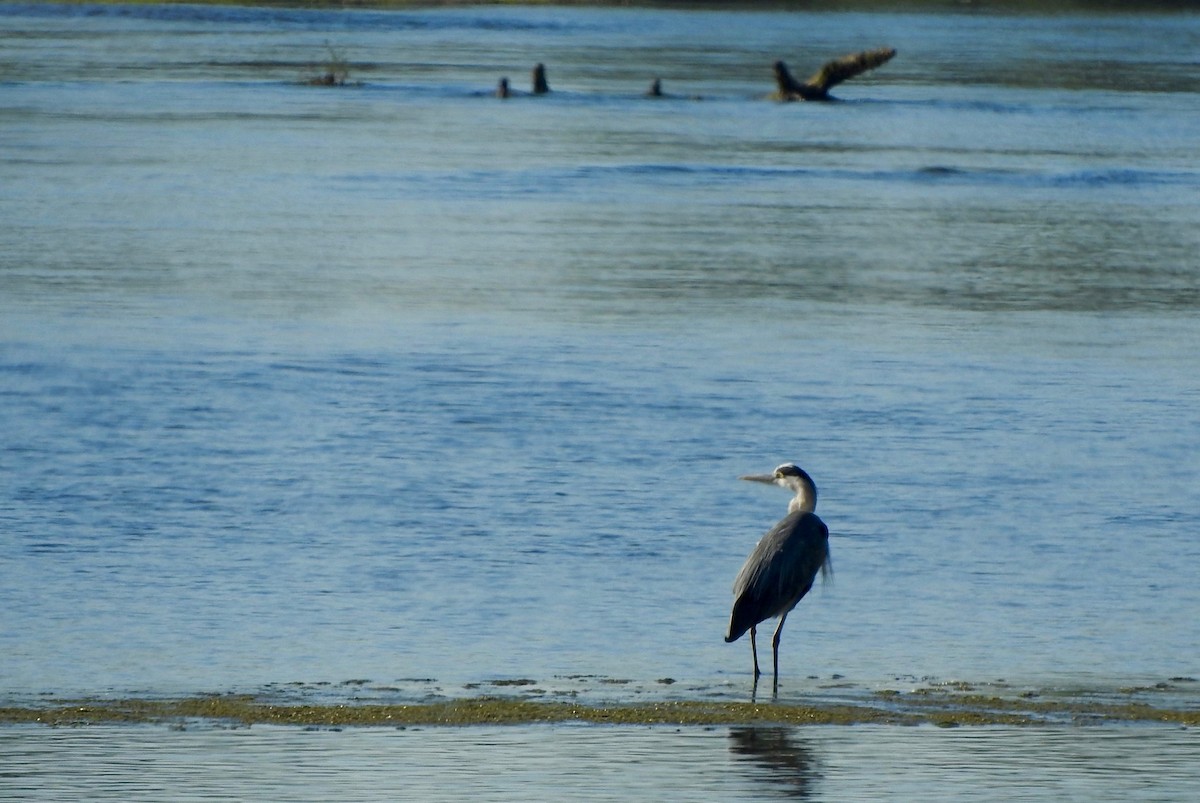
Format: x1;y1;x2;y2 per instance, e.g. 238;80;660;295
0;697;902;728
4;692;1199;729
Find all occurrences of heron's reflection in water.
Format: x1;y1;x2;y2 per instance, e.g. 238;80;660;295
728;726;821;799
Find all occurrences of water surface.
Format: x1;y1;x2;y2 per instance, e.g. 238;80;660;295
3;722;1199;801
2;1;1199;796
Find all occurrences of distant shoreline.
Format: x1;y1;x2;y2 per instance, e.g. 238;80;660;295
26;0;1200;15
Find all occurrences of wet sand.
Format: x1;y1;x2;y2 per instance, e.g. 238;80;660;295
6;679;1199;729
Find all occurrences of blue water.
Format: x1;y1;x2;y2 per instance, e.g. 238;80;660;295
2;1;1200;797
4;722;1200;802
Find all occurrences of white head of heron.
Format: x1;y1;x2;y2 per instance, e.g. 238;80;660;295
739;463;817;514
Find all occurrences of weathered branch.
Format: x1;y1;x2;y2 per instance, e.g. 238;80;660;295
773;47;896;101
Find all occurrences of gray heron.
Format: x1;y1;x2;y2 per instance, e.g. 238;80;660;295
725;464;831;684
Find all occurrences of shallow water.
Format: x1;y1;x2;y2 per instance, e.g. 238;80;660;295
3;722;1199;801
2;4;1200;791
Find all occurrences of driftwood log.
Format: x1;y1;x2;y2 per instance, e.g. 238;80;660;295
773;47;896;101
495;64;547;99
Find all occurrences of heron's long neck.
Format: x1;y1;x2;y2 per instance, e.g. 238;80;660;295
788;483;817;514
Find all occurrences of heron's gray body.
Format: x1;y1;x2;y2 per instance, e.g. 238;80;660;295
725;464;831;684
726;509;829;644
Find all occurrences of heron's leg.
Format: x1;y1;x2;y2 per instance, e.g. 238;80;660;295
750;625;761;678
771;612;789;681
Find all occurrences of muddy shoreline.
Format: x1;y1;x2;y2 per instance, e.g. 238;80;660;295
6;688;1199;729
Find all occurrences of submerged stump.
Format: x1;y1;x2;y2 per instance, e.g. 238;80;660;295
532;62;550;95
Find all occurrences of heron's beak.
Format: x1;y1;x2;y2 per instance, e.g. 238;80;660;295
738;474;777;485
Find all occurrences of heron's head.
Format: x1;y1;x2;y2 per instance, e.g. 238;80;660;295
739;463;816;496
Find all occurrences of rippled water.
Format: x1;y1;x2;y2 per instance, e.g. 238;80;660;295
2;0;1200;797
3;722;1199;801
